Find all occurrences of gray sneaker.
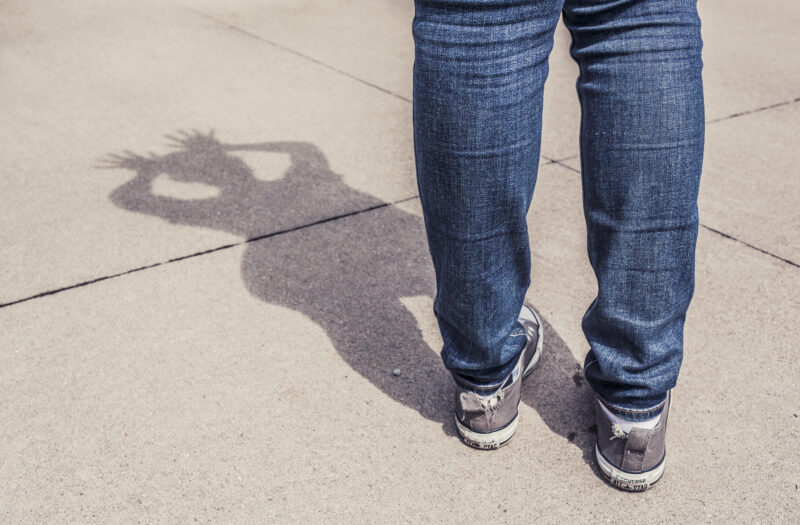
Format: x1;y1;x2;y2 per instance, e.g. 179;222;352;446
594;391;671;491
453;303;543;449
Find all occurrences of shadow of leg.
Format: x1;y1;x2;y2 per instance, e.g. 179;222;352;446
521;315;596;467
240;205;455;428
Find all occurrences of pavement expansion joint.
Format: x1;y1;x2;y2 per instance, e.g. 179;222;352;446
699;224;799;269
707;96;800;124
174;2;411;103
0;195;420;310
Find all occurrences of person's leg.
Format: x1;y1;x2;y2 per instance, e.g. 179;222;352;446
562;0;705;419
412;0;563;386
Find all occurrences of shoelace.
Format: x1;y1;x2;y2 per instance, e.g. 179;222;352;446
478;390;504;412
609;423;626;440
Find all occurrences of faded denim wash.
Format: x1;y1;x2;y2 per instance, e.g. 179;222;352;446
412;0;704;419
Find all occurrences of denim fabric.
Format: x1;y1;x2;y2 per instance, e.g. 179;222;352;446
412;0;704;418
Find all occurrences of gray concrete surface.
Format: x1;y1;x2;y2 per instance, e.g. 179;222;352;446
1;0;798;522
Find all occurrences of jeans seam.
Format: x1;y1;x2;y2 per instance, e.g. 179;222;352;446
600;397;667;415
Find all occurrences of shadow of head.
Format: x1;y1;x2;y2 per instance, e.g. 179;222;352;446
99;130;358;238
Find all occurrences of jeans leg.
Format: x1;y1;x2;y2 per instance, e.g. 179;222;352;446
412;0;563;384
562;0;705;418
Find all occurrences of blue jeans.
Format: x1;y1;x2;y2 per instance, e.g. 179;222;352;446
412;0;704;420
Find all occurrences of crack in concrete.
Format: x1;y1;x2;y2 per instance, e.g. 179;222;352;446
551;159;581;174
707;97;800;124
700;224;799;268
3;187;795;311
0;196;419;310
176;3;411;104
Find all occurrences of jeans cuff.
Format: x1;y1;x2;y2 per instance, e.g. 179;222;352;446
596;393;668;422
451;370;508;392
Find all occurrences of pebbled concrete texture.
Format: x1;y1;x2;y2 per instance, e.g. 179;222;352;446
1;0;798;523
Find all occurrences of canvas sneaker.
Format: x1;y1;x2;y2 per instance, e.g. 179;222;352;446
594;391;672;491
453;303;543;449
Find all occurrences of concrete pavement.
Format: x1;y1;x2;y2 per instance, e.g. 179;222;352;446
1;0;798;522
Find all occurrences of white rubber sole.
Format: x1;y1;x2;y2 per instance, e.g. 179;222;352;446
455;304;543;450
455;414;519;450
595;445;665;491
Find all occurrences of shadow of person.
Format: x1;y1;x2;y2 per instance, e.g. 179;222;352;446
101;129;594;455
522;316;596;465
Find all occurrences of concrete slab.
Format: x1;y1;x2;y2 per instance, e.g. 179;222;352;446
173;0;415;102
699;0;800;121
2;162;798;521
698;102;800;263
0;0;415;304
